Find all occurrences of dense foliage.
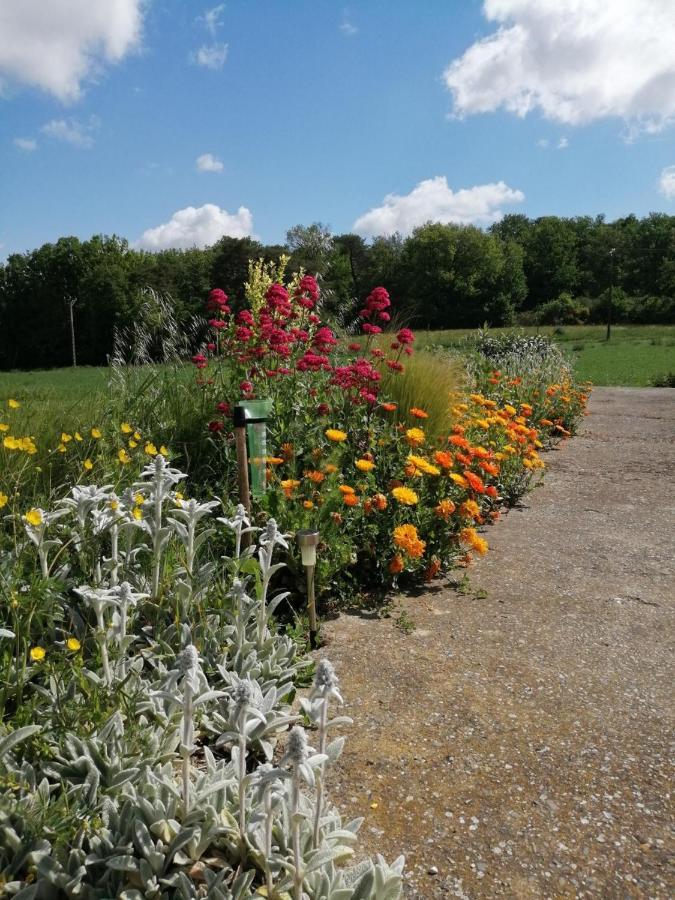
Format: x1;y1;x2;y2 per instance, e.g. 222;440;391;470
2;213;674;370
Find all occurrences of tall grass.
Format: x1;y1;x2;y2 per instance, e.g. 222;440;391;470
379;349;465;438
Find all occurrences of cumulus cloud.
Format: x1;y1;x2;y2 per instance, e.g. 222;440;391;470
352;176;524;237
136;203;254;250
557;136;569;149
339;20;358;36
443;0;675;135
42;116;98;148
196;152;224;173
14;137;36;151
659;166;675;199
194;43;228;69
0;0;142;102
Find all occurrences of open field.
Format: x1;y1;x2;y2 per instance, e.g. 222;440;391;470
417;324;675;387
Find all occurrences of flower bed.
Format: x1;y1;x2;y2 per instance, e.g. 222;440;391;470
0;276;589;896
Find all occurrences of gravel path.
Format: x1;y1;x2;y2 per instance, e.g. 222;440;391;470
318;387;675;898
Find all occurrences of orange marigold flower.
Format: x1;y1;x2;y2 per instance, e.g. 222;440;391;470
389;554;405;574
434;499;456;520
303;500;314;510
267;456;284;465
280;478;300;497
410;407;428;419
381;402;397;412
449;434;470;450
391;486;419;505
433;450;453;468
460;526;488;556
405;427;425;447
393;523;426;559
479;461;499;477
339;484;355;494
331;512;343;524
460;499;481;519
463;470;486;493
281;442;295;459
323;463;338;474
355;458;375;472
455;451;472;467
449;473;468;488
343;492;359;507
305;469;326;483
404;462;417;477
325;428;348;442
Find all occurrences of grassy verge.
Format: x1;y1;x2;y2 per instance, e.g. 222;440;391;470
416;324;675;387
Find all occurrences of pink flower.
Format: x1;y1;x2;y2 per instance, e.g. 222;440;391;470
206;342;216;352
235;326;253;342
239;380;254;394
206;289;230;314
209;318;227;329
348;342;362;351
236;310;255;326
208;420;224;433
397;327;414;345
216;402;231;415
362;323;382;335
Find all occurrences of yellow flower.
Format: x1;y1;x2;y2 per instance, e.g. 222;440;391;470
460;527;488;556
24;508;43;527
30;646;45;661
355;459;375;472
449;473;468;488
0;423;9;432
128;439;138;448
3;436;19;450
159;445;169;456
134;431;141;441
118;449;131;465
120;422;133;434
61;432;72;443
83;458;93;471
174;492;184;502
134;493;144;505
109;500;119;510
0;491;8;508
144;442;158;456
303;500;314;510
19;437;37;454
91;427;102;439
391;486;419;506
133;507;143;520
8;399;20;409
325;428;347;442
405;428;425;448
66;637;81;651
57;443;67;453
74;432;83;442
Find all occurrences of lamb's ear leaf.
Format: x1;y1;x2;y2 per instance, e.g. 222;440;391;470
0;725;41;759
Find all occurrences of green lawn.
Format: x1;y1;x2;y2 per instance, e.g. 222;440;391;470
417;324;675;387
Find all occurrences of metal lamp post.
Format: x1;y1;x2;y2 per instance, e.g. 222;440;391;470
296;528;320;649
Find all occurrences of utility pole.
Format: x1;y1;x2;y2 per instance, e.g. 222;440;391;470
67;295;77;367
606;247;616;341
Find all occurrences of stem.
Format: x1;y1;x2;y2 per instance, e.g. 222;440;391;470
264;783;274;896
110;524;119;586
182;678;193;815
238;717;247;835
152;483;163;597
292;773;303;900
312;698;328;848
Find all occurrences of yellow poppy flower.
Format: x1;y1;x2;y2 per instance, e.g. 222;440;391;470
66;637;81;651
120;422;133;434
30;646;46;661
118;449;131;464
144;442;158;456
0;491;8;508
83;459;93;471
8;399;20;409
91;427;102;439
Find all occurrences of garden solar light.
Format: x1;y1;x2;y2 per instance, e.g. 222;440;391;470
296;528;320;648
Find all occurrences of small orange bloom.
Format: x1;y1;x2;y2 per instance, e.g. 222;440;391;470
463;470;486;493
372;493;388;511
433;450;453;469
410;407;428;419
339;484;355;494
381;402;397;412
389;554;405;574
434;499;456;520
343;492;359;507
305;470;326;484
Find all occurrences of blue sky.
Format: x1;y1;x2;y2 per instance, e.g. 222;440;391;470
2;0;675;257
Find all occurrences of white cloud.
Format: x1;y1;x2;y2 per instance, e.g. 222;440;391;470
340;20;358;36
14;137;36;151
196;153;224;173
201;4;225;35
136;203;254;250
536;138;549;148
0;0;142;102
443;0;675;135
659;166;675;199
353;176;524;237
194;43;228;69
42;116;98;148
557;136;569;149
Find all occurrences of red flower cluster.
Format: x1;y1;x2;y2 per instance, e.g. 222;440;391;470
206;289;230;315
359;286;391;335
331;357;381;405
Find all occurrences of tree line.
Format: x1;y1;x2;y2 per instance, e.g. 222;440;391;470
1;213;674;370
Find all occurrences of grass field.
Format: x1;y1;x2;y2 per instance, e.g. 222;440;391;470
417;324;675;387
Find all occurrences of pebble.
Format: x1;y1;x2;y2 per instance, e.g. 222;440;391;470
428;866;438;875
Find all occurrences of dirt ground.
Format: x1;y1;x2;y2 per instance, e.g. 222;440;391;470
317;387;675;898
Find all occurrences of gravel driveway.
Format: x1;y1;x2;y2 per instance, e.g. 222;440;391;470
318;387;675;898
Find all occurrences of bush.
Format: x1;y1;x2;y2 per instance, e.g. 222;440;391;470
536;292;589;325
